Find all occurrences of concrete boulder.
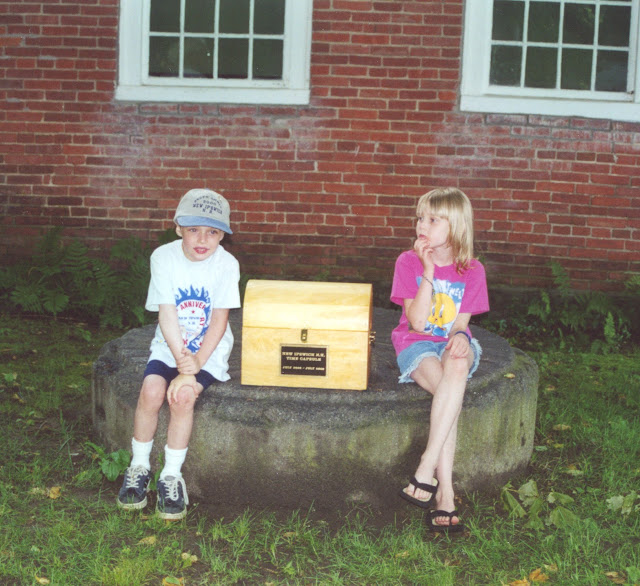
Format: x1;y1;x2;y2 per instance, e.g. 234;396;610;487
92;307;538;511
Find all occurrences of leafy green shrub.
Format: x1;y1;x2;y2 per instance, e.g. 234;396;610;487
527;262;635;353
0;227;167;327
476;264;639;352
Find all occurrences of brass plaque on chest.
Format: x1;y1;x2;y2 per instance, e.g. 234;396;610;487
281;346;327;376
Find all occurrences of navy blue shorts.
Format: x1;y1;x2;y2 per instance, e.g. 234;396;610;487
143;360;217;391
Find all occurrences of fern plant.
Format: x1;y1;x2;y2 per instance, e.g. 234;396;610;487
527;261;631;352
5;227;74;316
0;228;157;328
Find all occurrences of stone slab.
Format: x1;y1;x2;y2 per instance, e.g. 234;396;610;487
92;307;538;512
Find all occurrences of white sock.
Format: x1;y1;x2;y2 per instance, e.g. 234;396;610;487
160;445;188;479
130;438;153;470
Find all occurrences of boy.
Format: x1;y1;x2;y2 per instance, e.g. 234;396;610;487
117;188;240;520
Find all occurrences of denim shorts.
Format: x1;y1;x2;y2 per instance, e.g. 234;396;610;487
143;359;217;391
397;338;482;384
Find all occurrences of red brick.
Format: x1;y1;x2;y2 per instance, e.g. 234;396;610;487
0;1;637;290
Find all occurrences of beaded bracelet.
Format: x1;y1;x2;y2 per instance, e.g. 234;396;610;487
453;331;472;343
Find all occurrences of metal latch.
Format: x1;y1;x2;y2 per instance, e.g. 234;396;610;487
369;331;376;345
301;328;308;342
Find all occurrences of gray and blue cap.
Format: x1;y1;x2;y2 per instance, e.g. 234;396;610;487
174;188;233;234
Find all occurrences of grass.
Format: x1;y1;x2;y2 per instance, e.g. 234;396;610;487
1;313;639;585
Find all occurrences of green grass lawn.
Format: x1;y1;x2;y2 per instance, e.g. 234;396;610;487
1;314;639;585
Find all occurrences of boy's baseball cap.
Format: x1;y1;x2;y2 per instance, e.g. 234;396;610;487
174;188;232;234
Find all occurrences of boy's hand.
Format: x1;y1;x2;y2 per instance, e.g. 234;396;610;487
176;347;201;375
167;373;197;405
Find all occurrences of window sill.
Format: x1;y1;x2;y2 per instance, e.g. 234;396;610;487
460;94;640;123
115;85;311;105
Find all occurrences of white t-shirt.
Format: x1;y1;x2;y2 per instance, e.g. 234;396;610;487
145;239;241;381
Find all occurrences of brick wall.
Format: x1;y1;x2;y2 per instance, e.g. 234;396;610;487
1;0;639;299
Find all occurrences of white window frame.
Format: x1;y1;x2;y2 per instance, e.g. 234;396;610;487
116;0;312;105
461;0;640;122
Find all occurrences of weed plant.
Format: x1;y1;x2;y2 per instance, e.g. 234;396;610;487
1;280;639;583
0;228;178;328
477;263;640;355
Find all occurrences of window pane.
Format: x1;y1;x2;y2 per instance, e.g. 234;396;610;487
528;2;559;43
149;36;180;76
185;0;216;34
150;0;180;33
184;37;214;78
492;1;525;41
218;38;249;78
525;47;557;88
253;39;283;78
561;48;592;89
490;45;522;85
220;0;250;34
596;50;628;91
563;4;595;45
255;0;285;35
598;6;631;47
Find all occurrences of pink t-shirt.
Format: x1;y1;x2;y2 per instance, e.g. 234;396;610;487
390;250;489;355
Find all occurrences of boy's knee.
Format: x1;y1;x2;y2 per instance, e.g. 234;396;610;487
169;383;198;410
139;378;167;408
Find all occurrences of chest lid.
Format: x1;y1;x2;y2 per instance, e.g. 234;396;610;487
243;280;372;332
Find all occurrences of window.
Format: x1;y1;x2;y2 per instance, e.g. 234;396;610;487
116;0;312;105
461;0;640;121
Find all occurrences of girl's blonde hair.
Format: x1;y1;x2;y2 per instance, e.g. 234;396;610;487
416;187;474;271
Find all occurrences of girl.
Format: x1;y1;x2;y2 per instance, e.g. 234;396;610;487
390;187;489;533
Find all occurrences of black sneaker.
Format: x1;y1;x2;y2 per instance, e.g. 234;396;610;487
156;475;189;520
116;465;150;510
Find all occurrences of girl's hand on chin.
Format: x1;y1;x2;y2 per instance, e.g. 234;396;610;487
414;238;434;269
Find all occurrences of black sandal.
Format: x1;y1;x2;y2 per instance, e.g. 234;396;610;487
399;476;438;509
426;509;465;533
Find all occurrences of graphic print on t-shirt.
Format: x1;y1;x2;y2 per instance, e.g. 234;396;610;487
416;275;465;338
175;285;211;352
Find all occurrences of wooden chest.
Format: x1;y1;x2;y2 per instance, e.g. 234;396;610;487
241;280;373;390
